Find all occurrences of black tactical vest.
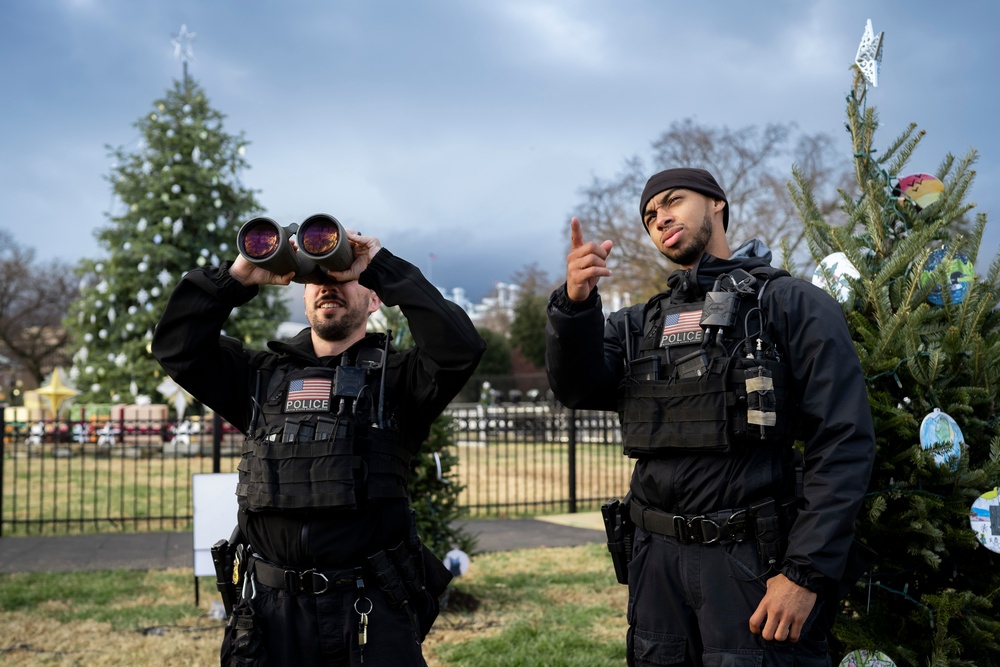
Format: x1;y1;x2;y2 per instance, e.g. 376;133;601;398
618;267;798;457
236;354;410;512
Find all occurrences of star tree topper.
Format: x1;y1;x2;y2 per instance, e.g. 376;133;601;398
855;19;884;88
171;24;197;64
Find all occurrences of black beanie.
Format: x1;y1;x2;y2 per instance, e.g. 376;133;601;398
639;168;729;232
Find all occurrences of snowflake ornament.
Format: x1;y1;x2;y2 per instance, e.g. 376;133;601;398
157;269;173;287
855;19;884;88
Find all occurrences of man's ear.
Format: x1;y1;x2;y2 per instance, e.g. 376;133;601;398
368;292;382;314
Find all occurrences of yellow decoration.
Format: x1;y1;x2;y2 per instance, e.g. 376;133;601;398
35;367;80;417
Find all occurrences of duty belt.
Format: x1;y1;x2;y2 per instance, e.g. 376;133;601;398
251;557;360;595
630;498;751;544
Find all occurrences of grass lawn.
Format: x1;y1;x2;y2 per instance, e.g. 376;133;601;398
0;542;629;666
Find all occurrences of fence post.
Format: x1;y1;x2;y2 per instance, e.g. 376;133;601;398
212;411;222;474
567;408;577;514
0;402;5;537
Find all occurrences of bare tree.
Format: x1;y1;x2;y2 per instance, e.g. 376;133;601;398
0;231;79;385
572;119;851;301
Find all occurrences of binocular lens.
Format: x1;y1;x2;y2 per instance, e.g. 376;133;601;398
300;219;340;256
241;222;280;259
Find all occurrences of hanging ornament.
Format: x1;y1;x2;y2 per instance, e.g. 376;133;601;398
128;305;138;316
220;242;229;252
98;329;108;339
137;261;148;272
919;407;963;471
153;233;163;244
812;252;860;304
173;218;184;236
163;216;173;226
839;649;896;667
893;173;944;210
920;247;974;306
151;286;161;297
854;19;884;88
107;306;116;324
96;280;108;294
970;488;1000;554
137;218;148;232
166;128;175;138
188;194;198;203
182;104;192;115
125;322;135;332
158;269;173;287
123;241;132;251
171;184;182;194
173;152;183;162
142;161;153;175
90;383;101;393
84;333;94;343
136;289;149;305
217;215;228;229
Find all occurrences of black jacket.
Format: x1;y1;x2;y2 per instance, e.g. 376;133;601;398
546;240;875;592
152;249;486;566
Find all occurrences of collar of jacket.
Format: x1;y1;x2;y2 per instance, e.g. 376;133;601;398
665;239;774;304
266;328;392;365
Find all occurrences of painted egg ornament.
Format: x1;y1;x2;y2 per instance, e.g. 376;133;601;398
894;173;944;209
919;408;963;471
839;650;897;667
920;247;974;305
812;252;860;304
970;488;1000;554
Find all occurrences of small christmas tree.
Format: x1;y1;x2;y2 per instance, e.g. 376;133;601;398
790;69;1000;666
380;305;477;559
67;62;287;405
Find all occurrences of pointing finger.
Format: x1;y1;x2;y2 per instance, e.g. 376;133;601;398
570;217;584;250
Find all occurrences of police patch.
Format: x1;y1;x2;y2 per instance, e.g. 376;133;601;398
285;377;332;412
659;307;704;348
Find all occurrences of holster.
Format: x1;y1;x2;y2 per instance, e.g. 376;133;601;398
366;511;453;641
211;525;245;618
601;495;634;585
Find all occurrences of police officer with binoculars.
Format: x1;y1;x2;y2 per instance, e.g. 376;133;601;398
153;215;486;666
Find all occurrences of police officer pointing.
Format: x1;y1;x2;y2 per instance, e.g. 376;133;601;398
545;168;875;665
153;227;485;666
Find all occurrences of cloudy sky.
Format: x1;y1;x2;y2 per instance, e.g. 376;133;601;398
3;1;998;302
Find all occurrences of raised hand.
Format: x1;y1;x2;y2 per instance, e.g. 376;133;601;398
566;217;613;302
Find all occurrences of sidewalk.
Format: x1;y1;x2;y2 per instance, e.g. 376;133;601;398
0;512;606;574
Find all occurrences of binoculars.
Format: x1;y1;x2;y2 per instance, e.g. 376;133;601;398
236;214;355;283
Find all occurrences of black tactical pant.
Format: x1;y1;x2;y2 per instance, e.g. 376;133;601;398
222;575;431;667
626;526;830;667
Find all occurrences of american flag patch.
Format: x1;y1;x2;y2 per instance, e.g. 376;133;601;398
660;309;703;347
285;378;332;412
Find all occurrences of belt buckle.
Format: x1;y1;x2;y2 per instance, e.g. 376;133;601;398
672;515;691;543
285;568;329;595
690;515;722;544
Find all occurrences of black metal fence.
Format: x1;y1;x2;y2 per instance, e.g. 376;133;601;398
1;402;632;536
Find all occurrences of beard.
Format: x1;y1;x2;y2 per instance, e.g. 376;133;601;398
661;210;714;267
308;301;370;342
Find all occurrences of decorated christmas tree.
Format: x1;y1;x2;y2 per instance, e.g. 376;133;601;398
790;28;1000;665
67;28;288;406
